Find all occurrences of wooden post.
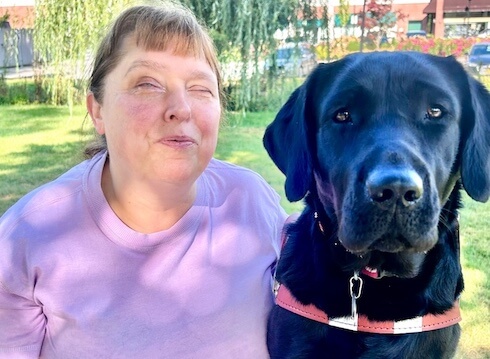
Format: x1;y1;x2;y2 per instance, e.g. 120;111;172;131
434;0;445;38
360;0;367;52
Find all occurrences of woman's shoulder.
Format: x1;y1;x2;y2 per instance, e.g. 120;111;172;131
202;158;285;211
0;156;100;232
205;158;271;188
206;157;265;177
203;158;287;240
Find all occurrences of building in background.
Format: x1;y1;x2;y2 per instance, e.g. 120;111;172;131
0;0;489;68
424;0;490;38
330;0;431;39
0;0;35;28
0;0;35;67
328;0;490;39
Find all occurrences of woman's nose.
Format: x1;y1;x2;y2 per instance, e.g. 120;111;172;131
164;91;191;122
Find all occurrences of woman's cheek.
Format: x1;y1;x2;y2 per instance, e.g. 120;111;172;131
196;101;221;131
116;94;163;128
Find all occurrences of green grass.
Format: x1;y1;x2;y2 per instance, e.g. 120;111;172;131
0;105;91;213
0;105;489;358
217;111;303;214
458;195;490;358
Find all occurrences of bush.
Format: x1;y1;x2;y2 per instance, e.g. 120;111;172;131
315;37;372;61
224;76;303;114
0;76;48;105
396;36;490;57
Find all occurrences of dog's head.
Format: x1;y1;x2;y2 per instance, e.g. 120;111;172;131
264;52;490;277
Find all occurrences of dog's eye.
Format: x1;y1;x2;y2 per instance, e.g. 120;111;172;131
426;105;444;119
334;109;351;123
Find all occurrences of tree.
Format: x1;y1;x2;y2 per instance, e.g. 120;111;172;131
34;0;130;106
358;0;404;49
0;13;9;27
182;0;299;111
0;13;16;69
338;0;351;36
336;0;351;53
34;0;327;112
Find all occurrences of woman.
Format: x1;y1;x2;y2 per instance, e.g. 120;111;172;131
0;4;287;358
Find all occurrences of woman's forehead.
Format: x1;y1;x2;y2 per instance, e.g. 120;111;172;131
126;29;204;56
120;34;209;66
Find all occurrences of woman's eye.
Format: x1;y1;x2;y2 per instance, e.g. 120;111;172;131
132;75;162;90
131;80;164;96
137;82;157;89
333;109;351;123
426;105;444;119
189;86;213;97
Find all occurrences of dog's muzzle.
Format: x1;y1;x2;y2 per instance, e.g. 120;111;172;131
367;168;423;209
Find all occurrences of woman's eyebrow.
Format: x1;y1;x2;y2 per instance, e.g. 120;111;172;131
125;60;166;76
125;60;216;83
187;69;217;83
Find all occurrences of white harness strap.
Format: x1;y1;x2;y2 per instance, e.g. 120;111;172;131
276;283;462;334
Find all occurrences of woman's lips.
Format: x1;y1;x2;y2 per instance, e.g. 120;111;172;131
159;136;196;148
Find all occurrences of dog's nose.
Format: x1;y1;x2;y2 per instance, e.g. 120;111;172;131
367;169;423;208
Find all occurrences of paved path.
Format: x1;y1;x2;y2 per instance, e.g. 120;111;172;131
2;66;35;79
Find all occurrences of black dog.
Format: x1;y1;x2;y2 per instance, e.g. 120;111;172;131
264;51;490;359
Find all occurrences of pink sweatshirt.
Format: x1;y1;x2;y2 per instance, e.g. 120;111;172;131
0;152;287;358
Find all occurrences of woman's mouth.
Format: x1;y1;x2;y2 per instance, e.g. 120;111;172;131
159;136;196;148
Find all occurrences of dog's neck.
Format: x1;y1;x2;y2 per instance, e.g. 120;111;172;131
278;183;464;321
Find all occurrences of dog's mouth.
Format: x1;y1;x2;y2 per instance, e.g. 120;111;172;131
361;266;400;279
361;266;383;279
345;231;437;256
356;250;427;279
367;234;409;253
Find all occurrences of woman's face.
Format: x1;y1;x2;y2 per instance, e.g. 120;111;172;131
87;39;221;188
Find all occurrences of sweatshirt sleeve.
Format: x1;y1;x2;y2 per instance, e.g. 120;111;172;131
0;211;45;358
0;282;44;358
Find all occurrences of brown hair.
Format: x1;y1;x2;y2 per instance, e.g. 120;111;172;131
85;3;223;158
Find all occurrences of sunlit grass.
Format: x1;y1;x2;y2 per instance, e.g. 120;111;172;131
455;193;490;359
0;105;91;213
216;111;303;214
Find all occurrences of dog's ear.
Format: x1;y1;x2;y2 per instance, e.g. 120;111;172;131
461;75;490;202
263;86;312;202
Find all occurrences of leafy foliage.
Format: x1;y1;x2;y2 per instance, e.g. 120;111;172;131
338;0;351;34
396;36;490;57
33;0;330;112
181;0;300;111
34;0;131;107
0;13;9;25
358;0;405;49
0;77;48;104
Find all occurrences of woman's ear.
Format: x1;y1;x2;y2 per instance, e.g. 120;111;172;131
86;92;105;135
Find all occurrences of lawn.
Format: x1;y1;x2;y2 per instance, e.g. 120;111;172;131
0;104;489;358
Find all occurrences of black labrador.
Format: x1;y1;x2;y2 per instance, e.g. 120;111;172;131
264;51;490;359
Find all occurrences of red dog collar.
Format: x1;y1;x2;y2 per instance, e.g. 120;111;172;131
275;284;461;334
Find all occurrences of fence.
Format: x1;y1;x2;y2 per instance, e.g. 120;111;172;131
0;28;33;68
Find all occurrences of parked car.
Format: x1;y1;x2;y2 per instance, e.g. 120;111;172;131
477;29;490;38
266;43;317;77
406;30;427;38
467;42;490;75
